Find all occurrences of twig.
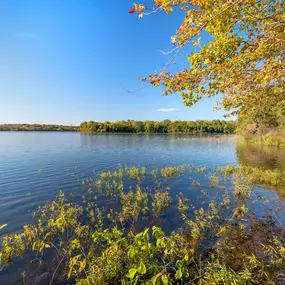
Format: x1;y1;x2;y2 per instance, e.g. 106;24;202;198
32;258;56;271
22;271;26;285
272;209;285;229
121;82;147;93
49;254;66;285
143;0;175;16
0;264;5;272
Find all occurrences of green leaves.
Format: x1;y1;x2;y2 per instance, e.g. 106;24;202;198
79;120;236;134
139;262;147;274
151;272;161;284
126;262;147;279
126;268;138;279
0;224;8;230
151;272;169;285
127;245;136;259
161;274;169;285
1;164;285;284
134;0;285;128
175;268;182;279
152;226;164;239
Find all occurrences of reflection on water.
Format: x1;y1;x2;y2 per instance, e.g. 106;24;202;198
0;133;284;235
236;141;285;170
0;133;285;284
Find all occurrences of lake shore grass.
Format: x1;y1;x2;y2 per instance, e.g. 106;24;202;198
240;131;285;148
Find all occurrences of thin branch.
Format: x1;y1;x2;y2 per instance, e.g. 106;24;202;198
162;48;181;71
158;46;180;56
121;82;147;93
272;209;285;229
32;258;56;271
143;0;175;16
49;254;66;285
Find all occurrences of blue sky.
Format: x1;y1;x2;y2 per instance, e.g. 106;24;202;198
0;0;226;125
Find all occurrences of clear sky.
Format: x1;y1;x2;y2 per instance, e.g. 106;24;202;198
0;0;227;125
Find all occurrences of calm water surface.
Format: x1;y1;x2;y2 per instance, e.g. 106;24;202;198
1;132;285;284
1;132;285;235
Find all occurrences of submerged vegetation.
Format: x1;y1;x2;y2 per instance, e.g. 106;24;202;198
0;124;79;132
1;165;284;284
80;120;236;134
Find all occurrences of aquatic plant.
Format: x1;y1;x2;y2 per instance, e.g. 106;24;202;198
0;165;284;284
125;166;146;180
160;166;185;178
152;188;172;218
0;224;7;231
218;165;285;188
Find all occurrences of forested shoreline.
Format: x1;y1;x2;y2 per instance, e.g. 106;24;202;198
0;124;79;132
80;120;236;134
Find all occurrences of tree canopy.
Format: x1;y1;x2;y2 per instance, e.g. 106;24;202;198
80;120;236;134
130;0;285;128
0;124;79;132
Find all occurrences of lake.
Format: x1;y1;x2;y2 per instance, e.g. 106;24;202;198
1;132;285;284
1;132;285;235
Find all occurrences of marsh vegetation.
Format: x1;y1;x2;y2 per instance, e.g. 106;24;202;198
1;165;284;284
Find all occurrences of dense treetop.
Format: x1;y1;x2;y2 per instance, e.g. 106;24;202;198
130;0;285;129
80;120;236;134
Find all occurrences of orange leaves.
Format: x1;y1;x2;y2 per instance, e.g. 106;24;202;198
179;23;187;33
149;74;162;86
134;3;147;13
131;1;176;15
155;0;162;7
130;3;150;17
191;0;199;6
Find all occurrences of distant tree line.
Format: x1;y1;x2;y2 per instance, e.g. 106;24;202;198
0;124;79;132
80;120;236;134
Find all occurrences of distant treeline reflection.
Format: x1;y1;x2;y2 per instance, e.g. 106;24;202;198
80;120;236;134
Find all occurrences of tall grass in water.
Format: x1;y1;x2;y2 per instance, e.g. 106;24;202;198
240;131;285;147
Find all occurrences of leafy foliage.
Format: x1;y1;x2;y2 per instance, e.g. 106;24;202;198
130;0;285;128
1;164;285;284
80;119;236;134
0;124;79;132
